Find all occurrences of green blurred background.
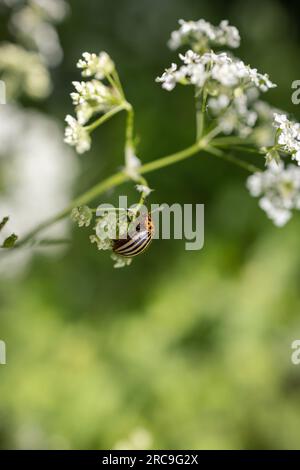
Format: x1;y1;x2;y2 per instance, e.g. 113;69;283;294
1;0;300;450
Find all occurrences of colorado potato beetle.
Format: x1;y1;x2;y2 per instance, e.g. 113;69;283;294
112;212;154;258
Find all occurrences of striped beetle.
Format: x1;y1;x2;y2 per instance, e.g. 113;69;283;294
112;212;154;258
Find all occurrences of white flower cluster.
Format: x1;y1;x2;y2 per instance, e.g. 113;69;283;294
77;52;114;79
247;161;300;226
251;101;281;148
64;115;91;154
9;0;69;67
272;113;300;164
156;50;276;93
0;42;51;99
168;19;240;51
90;209;133;268
0;104;78;276
70;79;119;125
208;91;258;137
65;51;123;154
71;206;93;227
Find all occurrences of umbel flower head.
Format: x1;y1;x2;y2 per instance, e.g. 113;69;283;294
0;42;51;99
168;19;241;52
272;113;300;164
71;205;93;227
64;114;91;154
156;50;276;93
70;79;121;124
157;17;276;140
64;51;125;154
77;52;115;79
247;161;300;226
208;90;258;137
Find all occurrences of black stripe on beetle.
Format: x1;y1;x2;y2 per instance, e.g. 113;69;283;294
113;214;154;258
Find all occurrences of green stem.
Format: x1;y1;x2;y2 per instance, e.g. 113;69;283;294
84;103;128;133
112;69;125;100
16;141;206;247
205;145;262;173
212;136;255;147
14;132;261;249
218;145;264;155
212;142;264;156
136;175;150;207
125;105;135;167
195;87;207;140
139;141;203;174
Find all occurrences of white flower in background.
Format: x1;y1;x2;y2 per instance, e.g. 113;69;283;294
272;113;300;164
0;42;51;99
247;161;300;226
64;115;91;154
0;105;78;276
9;0;69;66
209;92;258;137
250;101;282;147
31;0;69;22
168;19;240;51
208;94;231;112
77;52;115;79
156;50;276;95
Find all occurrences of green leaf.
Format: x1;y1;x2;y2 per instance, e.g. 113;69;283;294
0;216;9;231
2;233;18;248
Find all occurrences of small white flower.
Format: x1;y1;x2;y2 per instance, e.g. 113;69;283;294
156;50;276;95
111;252;132;268
77;51;115;79
90;211;133;268
272;113;300;163
274;113;289;129
247;161;300;226
71;205;93;227
125;146;142;179
136;184;153;196
90;234;112;251
208;94;230;112
70;79;118;124
259;197;292;226
64;115;91;154
179;50;201;64
156;63;179;91
218;20;241;48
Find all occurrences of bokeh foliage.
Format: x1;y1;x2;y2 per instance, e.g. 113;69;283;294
1;0;300;449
